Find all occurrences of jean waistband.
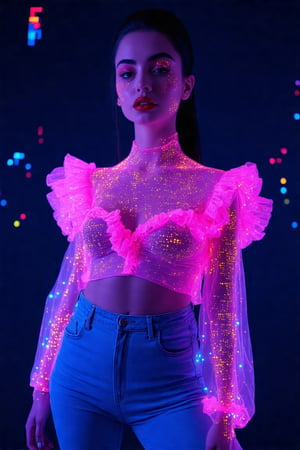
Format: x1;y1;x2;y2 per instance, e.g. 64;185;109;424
76;290;195;331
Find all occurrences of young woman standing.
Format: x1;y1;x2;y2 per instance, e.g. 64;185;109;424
26;9;272;450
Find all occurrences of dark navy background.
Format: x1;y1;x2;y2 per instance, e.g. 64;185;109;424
1;0;299;448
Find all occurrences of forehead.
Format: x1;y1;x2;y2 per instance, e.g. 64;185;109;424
115;30;179;63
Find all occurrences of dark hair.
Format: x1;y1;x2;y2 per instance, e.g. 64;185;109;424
112;8;201;163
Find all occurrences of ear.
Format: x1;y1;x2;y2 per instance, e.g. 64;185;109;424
181;75;195;100
117;97;121;106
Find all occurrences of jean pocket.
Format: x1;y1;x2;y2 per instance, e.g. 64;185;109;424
64;313;85;339
157;321;194;356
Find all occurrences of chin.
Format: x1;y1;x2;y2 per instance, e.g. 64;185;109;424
125;111;175;128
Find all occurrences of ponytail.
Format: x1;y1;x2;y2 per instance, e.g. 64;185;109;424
177;91;201;163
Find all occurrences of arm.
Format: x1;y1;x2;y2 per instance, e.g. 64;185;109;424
201;196;254;442
30;153;95;391
26;236;87;449
30;236;87;392
197;162;272;448
208;202;238;419
26;154;95;448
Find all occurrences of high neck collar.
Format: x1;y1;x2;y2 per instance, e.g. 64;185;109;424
128;132;184;168
132;132;179;152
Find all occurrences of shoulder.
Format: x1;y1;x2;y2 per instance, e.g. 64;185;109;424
51;154;123;186
90;156;133;184
204;162;273;248
46;154;127;240
46;154;98;241
169;157;225;187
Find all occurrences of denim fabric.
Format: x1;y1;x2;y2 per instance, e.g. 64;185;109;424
50;291;212;449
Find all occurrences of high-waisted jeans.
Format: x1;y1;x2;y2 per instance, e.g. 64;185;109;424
50;291;212;450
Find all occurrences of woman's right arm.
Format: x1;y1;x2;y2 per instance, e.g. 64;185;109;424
29;238;86;392
26;153;96;448
26;392;52;450
26;237;87;448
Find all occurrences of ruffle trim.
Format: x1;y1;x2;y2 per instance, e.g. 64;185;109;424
46;154;96;241
80;207;220;273
108;208;201;273
46;156;272;252
201;396;251;429
203;162;273;248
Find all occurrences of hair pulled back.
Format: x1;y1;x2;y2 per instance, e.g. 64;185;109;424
112;9;201;163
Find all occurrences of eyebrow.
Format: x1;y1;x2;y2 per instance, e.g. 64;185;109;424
116;52;175;68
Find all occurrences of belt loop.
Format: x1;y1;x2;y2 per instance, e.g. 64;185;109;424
84;304;96;330
146;316;154;340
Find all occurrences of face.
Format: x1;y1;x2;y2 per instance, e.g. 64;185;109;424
115;31;195;131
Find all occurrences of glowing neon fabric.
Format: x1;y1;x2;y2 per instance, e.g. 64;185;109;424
30;133;272;428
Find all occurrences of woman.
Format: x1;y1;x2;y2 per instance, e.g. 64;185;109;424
26;9;272;450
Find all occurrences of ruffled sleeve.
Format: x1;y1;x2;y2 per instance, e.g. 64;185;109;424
46;154;97;241
30;154;95;392
203;162;272;248
199;163;272;431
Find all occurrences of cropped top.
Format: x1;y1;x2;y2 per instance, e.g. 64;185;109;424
30;133;273;429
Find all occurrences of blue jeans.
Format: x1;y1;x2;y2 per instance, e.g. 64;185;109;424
50;291;212;449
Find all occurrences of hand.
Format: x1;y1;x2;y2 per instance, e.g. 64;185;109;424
25;391;54;450
206;422;231;450
206;419;242;450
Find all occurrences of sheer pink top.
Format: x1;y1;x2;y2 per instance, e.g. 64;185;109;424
30;133;272;428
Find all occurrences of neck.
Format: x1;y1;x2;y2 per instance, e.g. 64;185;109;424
134;124;177;149
127;132;184;169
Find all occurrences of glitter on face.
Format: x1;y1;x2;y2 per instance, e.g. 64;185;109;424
115;31;189;133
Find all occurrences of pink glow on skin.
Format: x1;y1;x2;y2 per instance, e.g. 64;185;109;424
115;31;195;148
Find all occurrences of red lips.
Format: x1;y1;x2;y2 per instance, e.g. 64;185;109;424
133;96;157;111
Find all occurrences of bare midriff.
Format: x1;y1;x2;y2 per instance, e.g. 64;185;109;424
83;276;191;315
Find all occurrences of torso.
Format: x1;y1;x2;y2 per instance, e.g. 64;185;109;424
84;276;191;315
92;164;217;228
84;149;222;315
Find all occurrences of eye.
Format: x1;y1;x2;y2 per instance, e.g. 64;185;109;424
152;66;170;75
119;71;133;80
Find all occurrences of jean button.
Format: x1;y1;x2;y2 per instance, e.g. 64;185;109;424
119;318;128;327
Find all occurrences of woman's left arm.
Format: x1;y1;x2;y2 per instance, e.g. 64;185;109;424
203;198;241;444
199;163;272;448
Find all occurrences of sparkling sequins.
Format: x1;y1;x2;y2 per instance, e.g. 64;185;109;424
31;133;272;432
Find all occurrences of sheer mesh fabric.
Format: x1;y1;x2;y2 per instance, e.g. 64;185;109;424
30;133;272;428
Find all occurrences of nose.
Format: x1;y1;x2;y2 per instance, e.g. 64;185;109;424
136;71;152;93
137;84;151;93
